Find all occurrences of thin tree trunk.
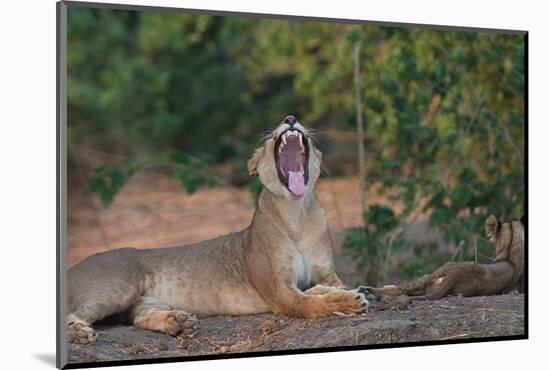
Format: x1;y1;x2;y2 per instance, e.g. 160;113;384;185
354;42;377;285
354;41;367;217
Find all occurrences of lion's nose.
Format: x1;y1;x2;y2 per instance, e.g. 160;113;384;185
283;115;297;126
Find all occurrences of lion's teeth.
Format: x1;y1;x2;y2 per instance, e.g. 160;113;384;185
282;134;287;145
299;133;304;149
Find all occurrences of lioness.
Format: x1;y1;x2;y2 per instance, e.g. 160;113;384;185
363;214;525;300
67;115;368;344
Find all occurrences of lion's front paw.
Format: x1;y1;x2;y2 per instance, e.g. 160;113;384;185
354;289;369;314
67;320;97;345
356;286;372;295
328;289;369;316
164;311;199;338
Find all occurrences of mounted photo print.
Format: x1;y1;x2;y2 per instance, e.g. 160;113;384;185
56;1;527;368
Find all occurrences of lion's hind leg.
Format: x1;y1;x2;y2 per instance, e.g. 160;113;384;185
409;277;453;300
358;285;403;297
67;247;149;344
128;296;199;338
67;287;142;344
67;286;143;344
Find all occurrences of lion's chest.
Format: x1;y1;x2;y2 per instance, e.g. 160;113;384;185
295;253;312;291
292;237;323;290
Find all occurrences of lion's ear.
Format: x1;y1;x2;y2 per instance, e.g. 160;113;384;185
247;147;264;176
485;215;501;240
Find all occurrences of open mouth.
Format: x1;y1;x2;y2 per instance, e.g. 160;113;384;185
274;128;309;197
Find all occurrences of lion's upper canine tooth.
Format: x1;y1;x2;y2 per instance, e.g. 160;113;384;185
299;133;304;149
282;134;287;145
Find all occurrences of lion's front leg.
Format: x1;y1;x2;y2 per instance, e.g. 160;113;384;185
308;232;349;289
310;260;348;289
270;284;368;319
303;284;341;295
247;237;367;318
249;259;367;318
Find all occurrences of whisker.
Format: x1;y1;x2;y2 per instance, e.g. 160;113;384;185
257;130;273;144
304;128;321;144
307;133;320;145
320;162;332;177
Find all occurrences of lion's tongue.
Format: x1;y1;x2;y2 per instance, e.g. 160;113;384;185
288;171;305;196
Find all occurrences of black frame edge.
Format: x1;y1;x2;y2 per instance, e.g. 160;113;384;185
523;32;529;339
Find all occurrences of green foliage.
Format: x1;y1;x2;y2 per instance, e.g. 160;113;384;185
171;154;216;194
88;156;215;207
339;28;524;282
248;177;263;203
89;160;140;207
68;9;524;282
363;205;399;231
343;205;399;272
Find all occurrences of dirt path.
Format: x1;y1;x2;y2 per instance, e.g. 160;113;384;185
68;173;444;285
68;173;371;267
67;294;524;365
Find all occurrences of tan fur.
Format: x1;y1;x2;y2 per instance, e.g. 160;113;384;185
364;214;525;300
133;309;199;337
67;119;367;344
485;214;525;293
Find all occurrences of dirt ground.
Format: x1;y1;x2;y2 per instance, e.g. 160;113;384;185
67;293;525;364
67;171;375;267
68;171;443;285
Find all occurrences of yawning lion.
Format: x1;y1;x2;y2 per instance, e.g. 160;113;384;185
67;115;368;345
